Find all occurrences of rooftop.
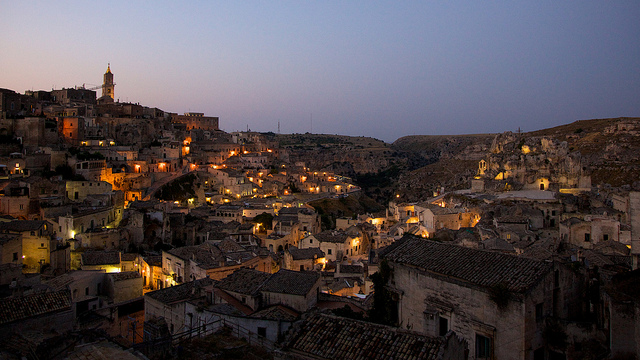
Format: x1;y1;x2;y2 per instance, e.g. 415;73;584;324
288;246;325;261
381;236;552;293
82;251;121;266
0;290;72;325
313;230;349;244
146;277;216;305
284;313;459;360
0;220;48;233
250;304;299;322
216;268;270;296
109;271;141;281
260;269;319;296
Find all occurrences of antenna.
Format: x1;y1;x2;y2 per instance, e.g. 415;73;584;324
278;120;280;134
310;112;313;134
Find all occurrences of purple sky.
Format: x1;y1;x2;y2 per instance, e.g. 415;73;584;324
2;2;639;142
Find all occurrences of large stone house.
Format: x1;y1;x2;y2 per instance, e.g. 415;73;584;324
299;230;362;262
381;236;583;360
0;220;54;273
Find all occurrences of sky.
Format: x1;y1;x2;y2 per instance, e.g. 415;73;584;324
1;1;639;142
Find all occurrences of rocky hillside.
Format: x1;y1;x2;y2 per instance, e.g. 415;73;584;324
528;117;640;187
272;117;640;205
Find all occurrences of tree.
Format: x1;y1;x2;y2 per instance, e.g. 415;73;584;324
253;212;274;230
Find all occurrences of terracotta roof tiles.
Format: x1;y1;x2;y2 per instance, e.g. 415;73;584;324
285;313;450;360
146;277;216;304
381;236;552;293
216;268;270;296
82;251;121;266
0;290;72;325
260;269;319;296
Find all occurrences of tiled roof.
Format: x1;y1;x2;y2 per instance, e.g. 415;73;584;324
82;251;121;266
0;290;72;325
285;313;448;360
593;240;631;255
216;268;270;296
212;288;254;315
496;215;529;224
381;236;552;293
146;277;216;304
250;304;299;321
168;243;223;268
217;238;246;253
121;253;138;261
260;269;319;296
144;255;162;267
314;230;349;244
339;264;363;274
0;220;47;232
288;246;325;260
109;271;141;281
224;251;258;266
43;273;75;291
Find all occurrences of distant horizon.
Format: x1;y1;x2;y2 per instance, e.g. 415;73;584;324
2;2;639;143
3;79;636;143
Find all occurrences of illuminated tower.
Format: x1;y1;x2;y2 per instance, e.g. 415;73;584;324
102;63;115;100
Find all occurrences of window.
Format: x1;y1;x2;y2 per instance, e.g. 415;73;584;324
584;233;591;242
551;210;556;216
85;287;89;295
603;234;609;241
13;252;18;261
257;327;267;337
536;302;544;322
533;347;545;360
328;249;332;255
476;334;492;359
439;316;449;336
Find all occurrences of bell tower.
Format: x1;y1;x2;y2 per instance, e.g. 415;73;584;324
102;63;115;100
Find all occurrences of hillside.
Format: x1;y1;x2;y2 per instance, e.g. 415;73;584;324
269;117;640;205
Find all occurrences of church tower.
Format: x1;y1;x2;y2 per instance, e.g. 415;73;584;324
102;63;115;100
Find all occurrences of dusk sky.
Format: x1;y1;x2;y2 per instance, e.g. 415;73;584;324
2;2;639;142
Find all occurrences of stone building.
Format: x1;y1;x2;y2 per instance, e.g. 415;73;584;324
145;277;216;335
381;236;583;360
299;230;362;262
283;246;325;271
560;216;621;249
171;112;219;131
0;290;74;336
0;220;54;273
602;269;640;358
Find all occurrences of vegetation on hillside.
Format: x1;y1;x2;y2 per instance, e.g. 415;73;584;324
156;174;197;201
